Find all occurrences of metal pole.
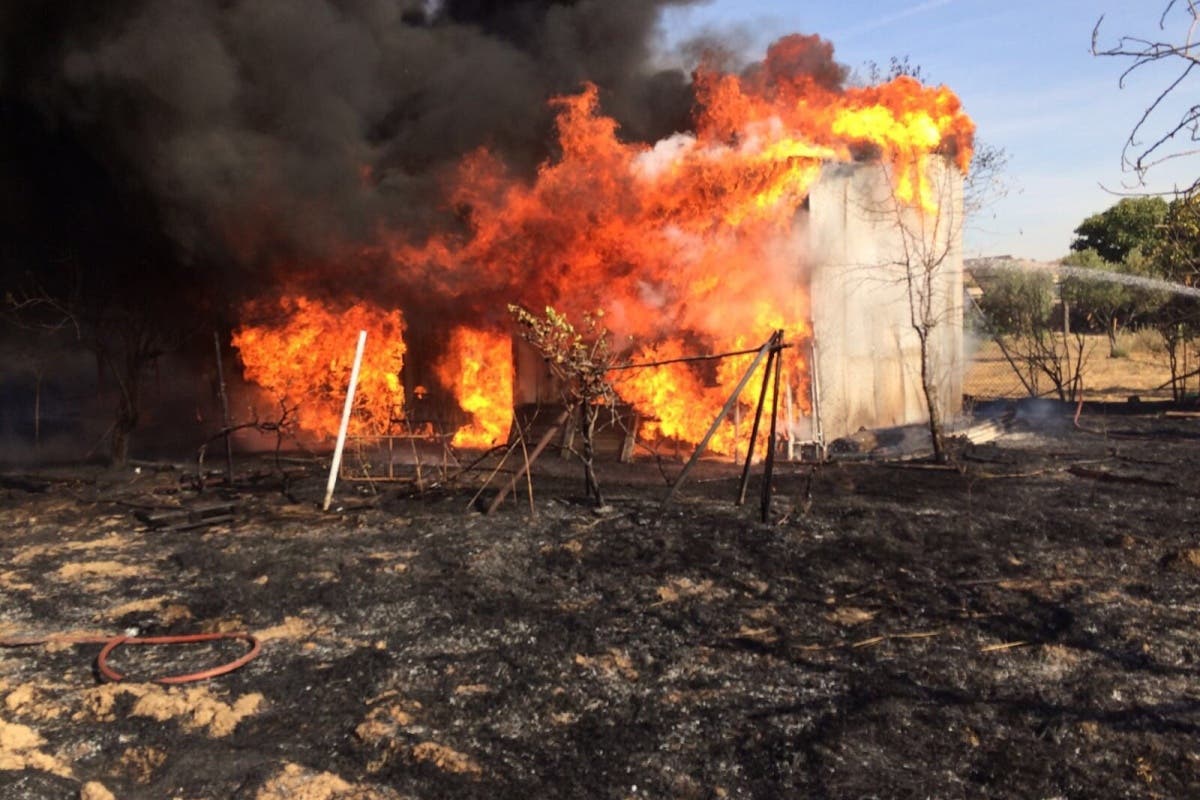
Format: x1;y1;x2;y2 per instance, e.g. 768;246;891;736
760;335;784;523
213;331;234;485
323;331;367;512
487;407;571;515
809;338;826;459
666;333;777;503
785;380;795;462
733;403;741;464
33;370;41;449
737;332;780;505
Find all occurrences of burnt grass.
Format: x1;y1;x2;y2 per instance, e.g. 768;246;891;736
2;407;1200;799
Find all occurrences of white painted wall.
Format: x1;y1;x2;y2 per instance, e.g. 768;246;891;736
806;158;964;441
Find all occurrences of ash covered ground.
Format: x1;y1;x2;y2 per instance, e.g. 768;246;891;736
1;405;1199;799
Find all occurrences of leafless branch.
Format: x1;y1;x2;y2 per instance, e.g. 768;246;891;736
196;398;300;487
1094;2;1200;183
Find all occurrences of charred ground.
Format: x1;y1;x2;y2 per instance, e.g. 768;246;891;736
1;405;1199;799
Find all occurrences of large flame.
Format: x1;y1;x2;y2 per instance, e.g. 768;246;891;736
435;328;514;448
231;296;407;439
232;34;973;454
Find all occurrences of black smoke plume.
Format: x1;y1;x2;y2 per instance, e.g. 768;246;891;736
1;0;701;305
0;2;856;461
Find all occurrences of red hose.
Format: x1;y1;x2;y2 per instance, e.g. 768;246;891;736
97;632;261;684
1;631;261;685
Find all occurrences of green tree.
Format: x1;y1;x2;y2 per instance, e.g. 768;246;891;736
976;269;1090;401
977;269;1055;337
1070;197;1167;263
1059;248;1134;357
1154;192;1200;287
1151;296;1200;400
1148;192;1200;398
1062;197;1180;361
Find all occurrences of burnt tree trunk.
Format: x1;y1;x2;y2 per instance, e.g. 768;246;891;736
109;352;142;466
580;403;604;507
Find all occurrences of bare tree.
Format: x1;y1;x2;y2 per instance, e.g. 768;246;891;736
509;305;618;507
7;267;192;465
197;396;301;489
882;161;964;462
973;266;1093;402
1010;326;1092;404
1093;1;1200;190
819;157;967;463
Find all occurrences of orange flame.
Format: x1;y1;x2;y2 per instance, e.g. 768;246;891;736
231;296;406;438
435;328;514;448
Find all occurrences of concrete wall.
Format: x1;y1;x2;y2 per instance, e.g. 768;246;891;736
806;158;964;441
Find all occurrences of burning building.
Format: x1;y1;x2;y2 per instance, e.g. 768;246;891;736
507;156;966;456
0;5;971;463
230;46;972;459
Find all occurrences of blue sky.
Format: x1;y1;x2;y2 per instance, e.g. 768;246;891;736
656;1;1195;260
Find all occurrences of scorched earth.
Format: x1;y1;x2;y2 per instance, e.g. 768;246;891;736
0;403;1199;799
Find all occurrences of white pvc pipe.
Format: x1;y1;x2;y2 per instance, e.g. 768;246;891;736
323;330;367;511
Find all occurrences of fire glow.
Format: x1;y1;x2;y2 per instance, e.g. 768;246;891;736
232;35;974;454
232;297;407;439
434;328;514;448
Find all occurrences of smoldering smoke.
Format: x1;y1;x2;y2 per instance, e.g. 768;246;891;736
0;0;704;293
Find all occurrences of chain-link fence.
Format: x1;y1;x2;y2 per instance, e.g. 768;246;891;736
963;290;1036;401
963;286;1193;403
